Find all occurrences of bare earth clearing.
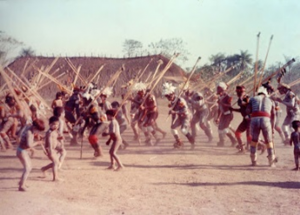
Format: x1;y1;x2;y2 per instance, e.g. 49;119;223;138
1;99;300;215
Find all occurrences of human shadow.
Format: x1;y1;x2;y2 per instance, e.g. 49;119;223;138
153;181;300;189
0;186;19;192
0;155;17;159
123;163;285;171
0;167;21;173
90;160;111;167
0;176;20;181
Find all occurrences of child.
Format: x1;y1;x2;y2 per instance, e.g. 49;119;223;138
53;107;67;169
103;109;124;171
16;119;45;191
290;120;300;171
51;92;64;109
111;101;129;149
41;116;64;181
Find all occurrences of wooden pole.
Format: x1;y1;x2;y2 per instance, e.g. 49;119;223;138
253;32;261;96
34;65;73;94
257;35;274;88
65;58;87;86
73;65;82;86
37;72;66;91
0;66;30;120
6;67;52;113
87;64;105;84
166;56;200;120
115;53;179;117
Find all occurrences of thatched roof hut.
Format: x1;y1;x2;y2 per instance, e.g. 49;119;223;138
3;55;185;98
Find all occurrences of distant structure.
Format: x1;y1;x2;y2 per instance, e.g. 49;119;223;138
3;55;185;97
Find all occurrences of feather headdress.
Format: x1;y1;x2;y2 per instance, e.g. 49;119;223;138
162;82;176;96
132;82;147;92
217;82;228;91
100;86;113;97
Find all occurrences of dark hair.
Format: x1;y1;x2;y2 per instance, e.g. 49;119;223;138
106;109;116;117
29;104;37;112
56;92;62;99
236;85;245;91
111;101;120;108
292;120;300;130
49;116;59;125
262;80;274;94
32;119;45;131
53;107;64;118
5;95;15;105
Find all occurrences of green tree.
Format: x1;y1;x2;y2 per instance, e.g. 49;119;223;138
19;47;35;57
148;38;190;64
209;53;226;71
122;39;143;57
238;50;253;70
0;32;23;65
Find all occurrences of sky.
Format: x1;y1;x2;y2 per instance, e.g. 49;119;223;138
0;0;299;68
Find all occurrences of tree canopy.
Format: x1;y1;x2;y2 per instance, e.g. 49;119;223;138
0;32;23;65
122;37;190;64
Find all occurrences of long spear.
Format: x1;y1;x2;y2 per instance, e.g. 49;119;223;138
207;69;244;108
6;67;52;112
65;58;87;86
192;62;238;92
73;65;82;86
236;58;296;106
166;56;201;120
253;32;261;96
226;71;243;85
20;58;38;78
261;58;295;84
34;65;73;94
257;35;274;88
137;58;153;81
147;59;164;89
0;66;31;120
144;72;153;83
92;65;125;100
37;72;66;91
269;77;300;98
35;57;59;87
115;53;179;116
87;64;105;84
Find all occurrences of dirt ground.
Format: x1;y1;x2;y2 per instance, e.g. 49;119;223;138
1;99;300;215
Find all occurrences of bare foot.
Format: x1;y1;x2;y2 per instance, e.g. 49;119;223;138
40;168;47;178
114;166;125;171
53;177;64;182
18;182;29;188
29;149;35;158
107;165;116;170
18;186;26;192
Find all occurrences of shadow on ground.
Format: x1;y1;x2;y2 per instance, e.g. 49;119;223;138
153;181;300;189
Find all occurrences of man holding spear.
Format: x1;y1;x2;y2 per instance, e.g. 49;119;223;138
246;85;276;167
162;82;194;148
64;86;81;145
230;85;251;152
275;83;300;145
215;82;237;147
189;90;213;143
129;82;148;144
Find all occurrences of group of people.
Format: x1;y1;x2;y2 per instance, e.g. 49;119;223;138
0;71;300;192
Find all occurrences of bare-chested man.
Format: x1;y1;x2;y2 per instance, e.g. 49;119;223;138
103;109;124;171
41;116;64;181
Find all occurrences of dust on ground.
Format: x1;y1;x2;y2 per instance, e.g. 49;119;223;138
1;100;300;215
